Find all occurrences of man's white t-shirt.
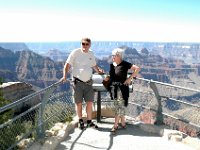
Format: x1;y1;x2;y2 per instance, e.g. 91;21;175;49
66;48;96;82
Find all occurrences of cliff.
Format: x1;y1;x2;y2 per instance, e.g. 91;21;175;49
0;82;36;113
0;47;63;88
0;43;28;52
0;44;200;89
0;82;34;102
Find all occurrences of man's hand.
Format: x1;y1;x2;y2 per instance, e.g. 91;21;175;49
98;68;105;75
60;77;67;83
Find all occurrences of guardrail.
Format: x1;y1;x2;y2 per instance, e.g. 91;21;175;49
0;75;200;149
0;80;75;150
92;74;200;130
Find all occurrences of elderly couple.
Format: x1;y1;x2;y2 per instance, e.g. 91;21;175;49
62;37;140;134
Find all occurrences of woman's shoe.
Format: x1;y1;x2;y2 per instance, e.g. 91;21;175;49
120;123;126;129
110;126;118;134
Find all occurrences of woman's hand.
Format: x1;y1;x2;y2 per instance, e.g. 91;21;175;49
124;76;137;86
124;77;132;86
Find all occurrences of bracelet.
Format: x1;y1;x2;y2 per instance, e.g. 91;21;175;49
130;76;136;80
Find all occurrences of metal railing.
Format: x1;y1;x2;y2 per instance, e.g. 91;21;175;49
0;75;200;149
93;75;200;135
127;78;200;133
0;81;75;150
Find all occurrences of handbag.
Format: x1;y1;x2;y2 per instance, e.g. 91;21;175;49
102;75;110;90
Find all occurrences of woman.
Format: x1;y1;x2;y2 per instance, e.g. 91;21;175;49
109;48;140;134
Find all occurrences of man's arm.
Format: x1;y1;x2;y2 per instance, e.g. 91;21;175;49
93;65;104;74
62;63;71;81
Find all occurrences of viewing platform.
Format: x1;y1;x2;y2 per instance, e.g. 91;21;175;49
30;118;199;150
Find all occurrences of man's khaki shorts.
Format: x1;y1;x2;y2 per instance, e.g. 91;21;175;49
73;81;94;103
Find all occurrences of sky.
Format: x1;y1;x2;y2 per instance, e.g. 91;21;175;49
0;0;200;42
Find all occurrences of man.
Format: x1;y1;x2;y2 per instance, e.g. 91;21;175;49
62;38;104;129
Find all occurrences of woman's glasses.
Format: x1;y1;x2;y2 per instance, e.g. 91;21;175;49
82;42;89;46
112;55;119;58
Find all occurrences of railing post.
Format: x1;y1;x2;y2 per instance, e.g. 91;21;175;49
0;77;3;96
0;77;3;85
149;80;164;125
97;91;101;122
37;86;56;139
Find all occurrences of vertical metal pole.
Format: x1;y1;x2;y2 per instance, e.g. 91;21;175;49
37;87;56;139
97;91;101;122
149;80;164;125
37;97;45;139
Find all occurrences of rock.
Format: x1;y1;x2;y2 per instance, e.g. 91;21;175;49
182;136;200;150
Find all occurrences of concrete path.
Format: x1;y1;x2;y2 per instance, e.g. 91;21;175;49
56;118;196;150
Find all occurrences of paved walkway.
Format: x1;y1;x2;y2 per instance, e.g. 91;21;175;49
56;118;196;150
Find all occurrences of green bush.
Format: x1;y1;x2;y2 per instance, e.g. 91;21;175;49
0;77;13;124
0;78;16;150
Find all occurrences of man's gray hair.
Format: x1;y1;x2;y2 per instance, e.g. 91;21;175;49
112;48;125;59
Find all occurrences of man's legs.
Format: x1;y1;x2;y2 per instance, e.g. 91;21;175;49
76;102;84;129
86;101;93;120
86;101;98;128
73;81;85;129
76;102;83;119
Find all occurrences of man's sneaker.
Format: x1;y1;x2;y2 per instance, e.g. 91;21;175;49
87;122;98;129
79;121;84;130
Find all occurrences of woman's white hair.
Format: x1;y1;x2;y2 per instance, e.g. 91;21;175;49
112;48;125;59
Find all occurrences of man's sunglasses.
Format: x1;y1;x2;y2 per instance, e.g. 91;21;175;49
82;42;90;46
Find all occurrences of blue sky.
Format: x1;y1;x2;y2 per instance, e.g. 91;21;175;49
0;0;200;42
